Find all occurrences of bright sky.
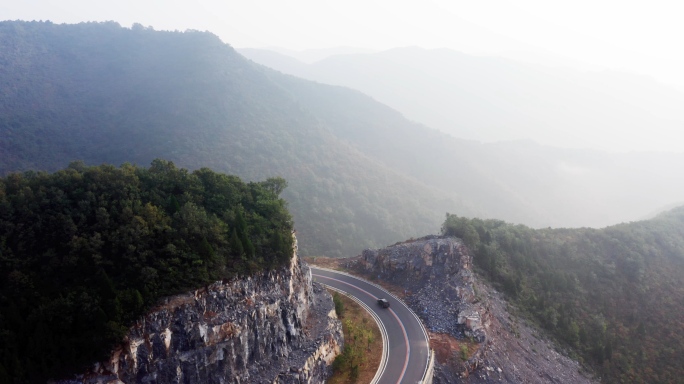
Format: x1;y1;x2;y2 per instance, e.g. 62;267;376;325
3;0;684;87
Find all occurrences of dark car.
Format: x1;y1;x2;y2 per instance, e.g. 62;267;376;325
377;298;390;308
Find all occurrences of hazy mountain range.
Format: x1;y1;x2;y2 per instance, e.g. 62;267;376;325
239;46;684;153
0;21;469;256
2;21;684;257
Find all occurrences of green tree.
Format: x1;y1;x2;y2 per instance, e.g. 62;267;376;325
230;228;244;256
260;177;288;196
0;161;294;382
333;292;345;318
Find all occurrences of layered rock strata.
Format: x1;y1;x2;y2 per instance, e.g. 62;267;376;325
63;242;342;384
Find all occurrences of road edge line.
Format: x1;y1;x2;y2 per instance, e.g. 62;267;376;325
311;265;433;383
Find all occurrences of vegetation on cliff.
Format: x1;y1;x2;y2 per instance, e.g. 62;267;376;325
0;160;293;382
443;209;684;383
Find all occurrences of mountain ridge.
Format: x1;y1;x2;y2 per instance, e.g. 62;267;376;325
240;45;684;153
4;21;684;254
0;20;475;256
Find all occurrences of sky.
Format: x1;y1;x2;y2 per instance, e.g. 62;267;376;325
3;0;684;87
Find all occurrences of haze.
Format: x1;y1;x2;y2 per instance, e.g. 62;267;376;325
4;0;684;152
4;1;683;80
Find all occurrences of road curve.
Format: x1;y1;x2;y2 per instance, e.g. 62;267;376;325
311;267;430;384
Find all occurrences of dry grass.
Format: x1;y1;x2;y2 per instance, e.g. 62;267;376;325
430;332;479;364
303;256;345;270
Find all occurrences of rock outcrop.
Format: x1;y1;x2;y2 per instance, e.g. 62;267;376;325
356;235;486;343
350;235;594;384
62;238;342;384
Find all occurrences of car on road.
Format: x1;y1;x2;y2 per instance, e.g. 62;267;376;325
377;298;390;308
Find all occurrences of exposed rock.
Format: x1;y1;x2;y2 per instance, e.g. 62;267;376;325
60;237;342;384
350;235;595;384
357;236;486;343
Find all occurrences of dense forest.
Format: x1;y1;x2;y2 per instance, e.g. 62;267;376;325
443;209;684;383
0;161;293;382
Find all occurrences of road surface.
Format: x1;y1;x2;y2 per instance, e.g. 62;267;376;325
311;267;430;384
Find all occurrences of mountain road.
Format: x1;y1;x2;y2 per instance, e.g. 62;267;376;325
311;267;431;384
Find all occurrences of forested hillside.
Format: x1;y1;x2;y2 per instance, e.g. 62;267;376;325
242;47;684;229
0;20;475;256
3;20;684;257
5;22;684;256
443;208;684;383
0;160;293;382
241;47;684;152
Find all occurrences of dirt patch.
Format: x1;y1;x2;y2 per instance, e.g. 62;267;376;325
152;293;195;311
430;332;479;370
303;256;345;270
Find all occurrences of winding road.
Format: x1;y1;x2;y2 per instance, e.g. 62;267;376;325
311;267;431;384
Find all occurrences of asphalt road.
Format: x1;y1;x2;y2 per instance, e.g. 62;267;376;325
311;267;430;384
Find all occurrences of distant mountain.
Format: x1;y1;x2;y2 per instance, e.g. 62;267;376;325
239;48;309;75
239;46;684;153
0;21;483;257
264;46;376;63
494;49;605;72
3;21;684;257
240;45;684;229
266;71;684;228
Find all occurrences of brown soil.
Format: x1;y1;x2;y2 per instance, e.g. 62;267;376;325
152;293;194;311
430;332;478;364
303;256;345;270
327;290;383;384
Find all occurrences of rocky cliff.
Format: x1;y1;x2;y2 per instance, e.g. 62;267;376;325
350;236;594;384
355;236;486;343
61;238;342;384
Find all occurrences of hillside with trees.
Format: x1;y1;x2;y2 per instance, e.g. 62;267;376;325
0;160;293;382
3;21;684;257
242;47;684;230
443;208;684;383
0;20;478;257
240;47;684;153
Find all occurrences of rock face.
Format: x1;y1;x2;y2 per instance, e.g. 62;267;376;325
357;235;486;343
66;238;342;384
352;236;594;384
